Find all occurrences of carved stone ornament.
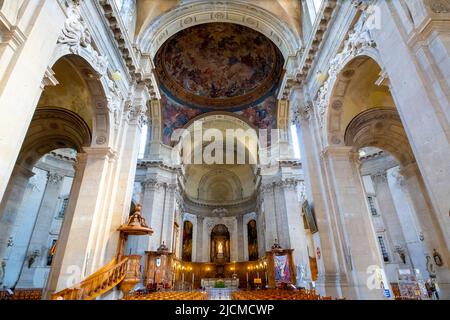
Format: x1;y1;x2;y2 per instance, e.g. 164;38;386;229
58;1;108;75
428;0;450;13
47;172;64;184
125;89;149;128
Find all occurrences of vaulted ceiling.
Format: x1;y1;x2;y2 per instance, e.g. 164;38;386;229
134;0;302;40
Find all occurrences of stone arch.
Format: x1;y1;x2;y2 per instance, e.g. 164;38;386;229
137;0;300;61
204;217;237;262
210;224;231;263
48;50;115;149
344;108;415;166
323;54;392;148
174;113;260;166
16;107;91;169
313;7;387;148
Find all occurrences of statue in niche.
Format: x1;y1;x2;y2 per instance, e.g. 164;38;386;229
296;264;307;288
218;242;223;254
394;246;407;264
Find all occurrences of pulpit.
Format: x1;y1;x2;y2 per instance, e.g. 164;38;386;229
145;244;175;289
116;204;153;299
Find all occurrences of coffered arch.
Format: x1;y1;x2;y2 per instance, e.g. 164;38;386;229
16;108;91;169
137;0;301;60
344;108;415;166
198;169;243;202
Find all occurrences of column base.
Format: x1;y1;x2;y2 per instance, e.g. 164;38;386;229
315;272;353;299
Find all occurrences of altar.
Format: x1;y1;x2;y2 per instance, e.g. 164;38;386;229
201;278;239;289
201;278;239;300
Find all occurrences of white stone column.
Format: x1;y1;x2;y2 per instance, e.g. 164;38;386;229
0;165;35;261
236;215;244;262
256;209;266;259
373;1;450;250
161;184;177;249
322;146;385;299
132;179;165;255
387;168;429;280
260;184;278;251
178;214;185;260
371;172;408;263
273;182;290;249
0;0;66;200
294;102;347;298
196;216;204;262
16;171;65;287
101;87;149;264
45;147;117;296
399;162;450;297
278;179;311;279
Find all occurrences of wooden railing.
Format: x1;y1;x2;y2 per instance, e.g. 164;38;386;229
51;257;129;300
0;289;42;300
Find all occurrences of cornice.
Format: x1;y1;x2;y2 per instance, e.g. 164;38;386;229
97;0;160;100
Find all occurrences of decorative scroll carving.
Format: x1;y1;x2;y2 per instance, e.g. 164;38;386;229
58;1;108;75
58;3;90;53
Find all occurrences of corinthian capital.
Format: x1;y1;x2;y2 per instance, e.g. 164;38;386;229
143;179;165;191
260;182;274;194
126;84;150;127
47;172;64;184
276;178;302;190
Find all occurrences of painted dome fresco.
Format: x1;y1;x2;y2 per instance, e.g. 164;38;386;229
155;23;284;111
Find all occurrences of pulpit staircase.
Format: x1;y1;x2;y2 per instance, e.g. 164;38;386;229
52;204;153;300
51;257;129;300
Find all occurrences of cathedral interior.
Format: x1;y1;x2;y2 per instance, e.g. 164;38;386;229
0;0;449;301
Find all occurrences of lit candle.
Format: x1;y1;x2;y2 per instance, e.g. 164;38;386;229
192;272;195;285
246;272;249;284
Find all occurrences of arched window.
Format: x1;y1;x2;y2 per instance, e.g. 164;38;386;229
138;123;148;159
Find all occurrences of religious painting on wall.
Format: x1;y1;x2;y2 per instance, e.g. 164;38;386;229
274;254;291;284
303;200;318;233
182;221;193;262
47;239;58;266
247;220;259;261
172;222;179;257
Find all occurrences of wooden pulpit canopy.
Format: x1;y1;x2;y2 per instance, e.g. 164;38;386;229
118;204;153;236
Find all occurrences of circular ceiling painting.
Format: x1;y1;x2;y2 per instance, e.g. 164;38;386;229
155;23;284;110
